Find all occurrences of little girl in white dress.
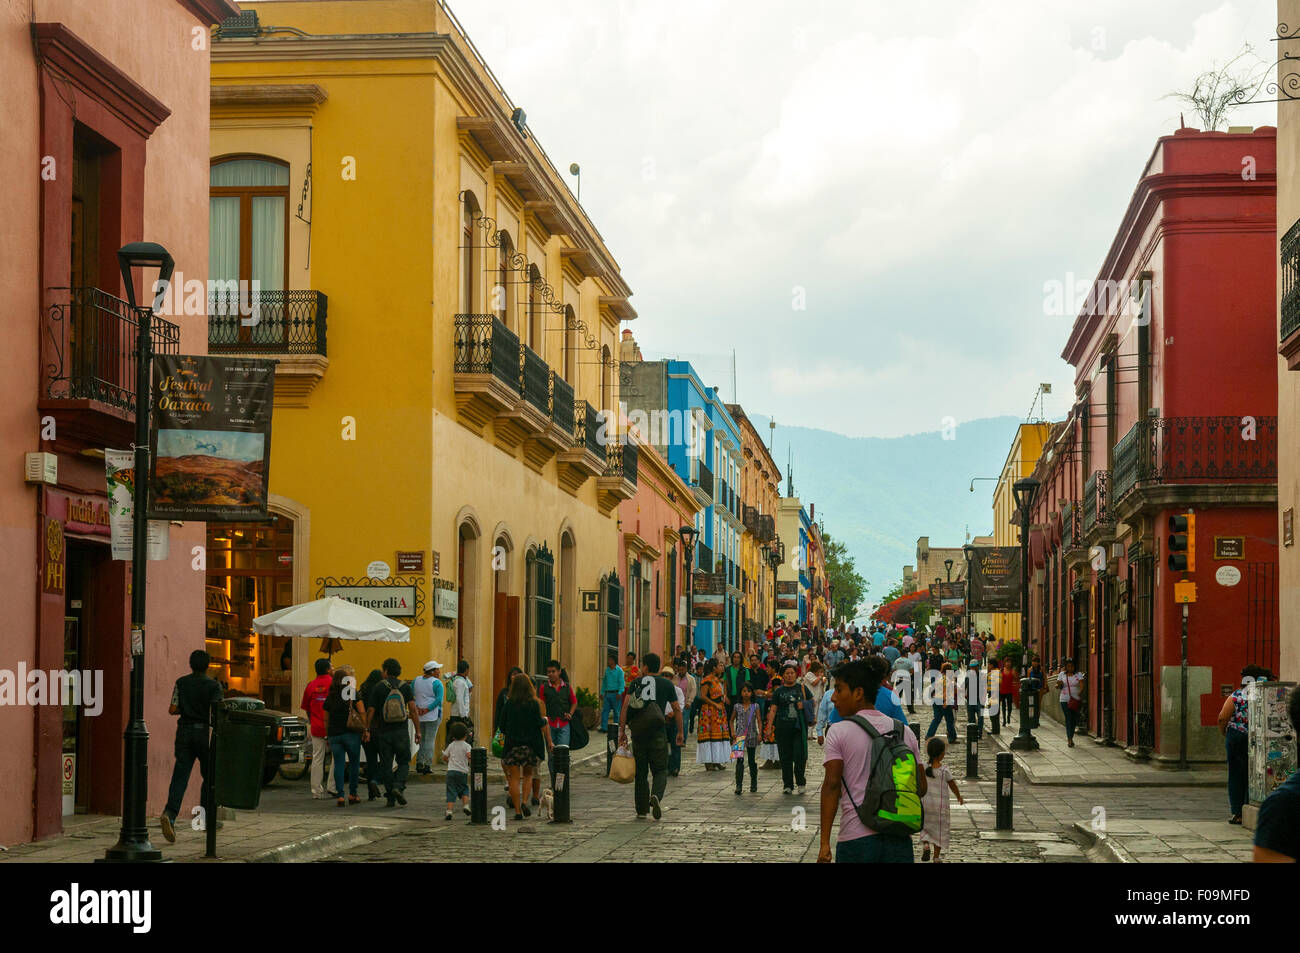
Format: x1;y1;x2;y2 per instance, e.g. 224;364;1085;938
919;736;964;861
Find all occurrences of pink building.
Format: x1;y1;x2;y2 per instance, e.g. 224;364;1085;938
618;440;701;665
0;0;238;843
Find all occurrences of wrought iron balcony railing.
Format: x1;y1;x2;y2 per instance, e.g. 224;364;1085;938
717;478;728;510
520;343;549;416
454;314;519;389
551;374;574;436
45;287;181;413
1112;416;1278;503
696;541;713;573
757;514;776;543
575;400;602;457
605;439;638;487
1061;500;1081;549
209;288;327;355
1082;470;1111;531
743;505;759;533
1283;217;1300;342
696;461;714;498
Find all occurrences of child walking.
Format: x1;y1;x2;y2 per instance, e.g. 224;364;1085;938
442;721;472;821
730;683;761;795
919;736;963;862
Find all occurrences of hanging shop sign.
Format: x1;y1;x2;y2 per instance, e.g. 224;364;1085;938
581;591;600;612
967;547;1021;612
692;571;727;619
148;354;275;521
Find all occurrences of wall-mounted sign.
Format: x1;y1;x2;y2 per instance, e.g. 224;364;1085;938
1215;565;1242;587
42;516;65;595
396;551;424;573
581;590;600;612
433;588;458;619
1213;536;1244;560
1285;509;1295;548
692;572;727;619
776;580;799;610
367;560;391;580
968;547;1021;612
323;585;417;617
432;550;441;574
104;451;169;561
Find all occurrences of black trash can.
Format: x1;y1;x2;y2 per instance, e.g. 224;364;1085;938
215;702;269;811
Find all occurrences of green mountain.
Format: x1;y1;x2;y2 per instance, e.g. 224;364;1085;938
748;415;1024;612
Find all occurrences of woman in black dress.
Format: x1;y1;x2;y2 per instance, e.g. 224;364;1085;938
501;672;552;820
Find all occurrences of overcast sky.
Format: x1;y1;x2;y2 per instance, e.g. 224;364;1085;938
450;0;1279;437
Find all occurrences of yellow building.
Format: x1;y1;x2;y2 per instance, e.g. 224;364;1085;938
728;405;780;644
989;423;1052;645
208;0;636;736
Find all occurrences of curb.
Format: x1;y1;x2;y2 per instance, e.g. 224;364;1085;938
1069;821;1135;863
988;737;1226;787
246;825;388;863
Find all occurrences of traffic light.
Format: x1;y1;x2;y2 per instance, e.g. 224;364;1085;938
1168;513;1195;573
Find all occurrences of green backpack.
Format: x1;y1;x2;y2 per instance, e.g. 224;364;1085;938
445;677;457;706
841;716;924;835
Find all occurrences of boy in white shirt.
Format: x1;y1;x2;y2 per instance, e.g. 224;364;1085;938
442;721;472;820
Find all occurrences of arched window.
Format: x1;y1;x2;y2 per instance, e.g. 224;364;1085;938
600;345;611;415
526;543;555;677
462;195;481;313
210;156;288;344
527;264;542;353
497;233;515;334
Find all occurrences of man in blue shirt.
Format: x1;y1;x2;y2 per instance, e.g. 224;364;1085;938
882;639;900;667
599;652;624;732
872;627;886;648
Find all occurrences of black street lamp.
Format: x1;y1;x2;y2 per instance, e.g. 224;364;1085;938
962;543;976;638
768;536;784;628
944;558;954;582
1010;476;1041;752
679;525;697;652
103;242;174;863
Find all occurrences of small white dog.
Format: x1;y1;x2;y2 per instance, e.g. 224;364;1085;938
538;789;555;819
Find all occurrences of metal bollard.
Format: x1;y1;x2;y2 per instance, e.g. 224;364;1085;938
966;716;979;779
469;746;488;825
606;718;620;777
550;744;572;823
995;751;1013;830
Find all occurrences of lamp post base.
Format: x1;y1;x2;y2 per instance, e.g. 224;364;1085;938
1008;732;1039;752
99;838;164;863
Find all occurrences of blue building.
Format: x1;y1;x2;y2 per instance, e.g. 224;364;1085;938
625;359;744;654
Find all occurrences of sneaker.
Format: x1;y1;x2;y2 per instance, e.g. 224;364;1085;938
445;811;453;821
797;785;806;795
634;814;648;820
393;790;407;806
650;795;662;820
159;813;175;844
531;796;540;806
462;804;472;816
783;788;793;795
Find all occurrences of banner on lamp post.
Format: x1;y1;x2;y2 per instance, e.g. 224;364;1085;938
147;354;275;521
967;546;1021;612
105;449;170;561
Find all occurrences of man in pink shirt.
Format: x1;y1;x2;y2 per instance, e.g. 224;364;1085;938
818;656;925;863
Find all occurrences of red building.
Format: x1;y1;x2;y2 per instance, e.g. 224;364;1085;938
1030;126;1279;763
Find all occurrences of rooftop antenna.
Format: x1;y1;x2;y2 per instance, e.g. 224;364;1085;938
787;444;794;497
768;417;775;452
731;349;737;403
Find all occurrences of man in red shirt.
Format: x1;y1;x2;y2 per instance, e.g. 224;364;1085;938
300;657;333;798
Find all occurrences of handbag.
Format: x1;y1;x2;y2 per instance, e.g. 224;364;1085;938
346;701;368;733
1065;674;1081;712
567;714;590;752
801;684;817;724
609;746;635;783
731;736;746;760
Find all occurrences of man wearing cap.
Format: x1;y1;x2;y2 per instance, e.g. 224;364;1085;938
412;660;445;774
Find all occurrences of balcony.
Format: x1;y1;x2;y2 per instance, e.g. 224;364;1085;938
1111;416;1278;515
1082;470;1113;537
696;541;713;573
757;514;776;544
454;314;522;431
695;461;714;501
1282;217;1300;367
41;287;180;444
596;439;638;514
557;398;605;495
209;288;328;407
743;505;759;533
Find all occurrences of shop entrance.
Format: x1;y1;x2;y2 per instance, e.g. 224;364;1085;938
206;515;296;711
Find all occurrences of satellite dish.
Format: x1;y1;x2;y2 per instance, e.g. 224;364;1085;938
569;163;580;175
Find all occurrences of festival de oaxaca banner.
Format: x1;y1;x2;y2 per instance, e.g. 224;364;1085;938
147;355;275;521
968;546;1021;612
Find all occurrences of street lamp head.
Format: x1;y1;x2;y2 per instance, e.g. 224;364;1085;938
944;558;953;573
678;525;697;549
962;544;975;559
1011;476;1041;512
117;242;174;312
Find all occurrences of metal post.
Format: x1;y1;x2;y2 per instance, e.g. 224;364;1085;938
550;744;572;823
103;295;160;862
966;715;979;779
995;751;1013;830
469;746;488;824
1011;676;1039;750
686;545;695;651
1179;603;1189;771
205;701;219;859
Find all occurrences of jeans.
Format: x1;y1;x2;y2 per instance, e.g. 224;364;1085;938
164;722;209;820
1000;693;1015;725
376;727;411;796
667;721;682;774
734;746;757;790
600;692;621;731
328;732;361;796
688;696;700;733
1226;729;1248;815
836;833;914;863
631;728;669;816
926;705;957;742
775;720;807;789
361;736;381;791
310;734;330;795
416;718;440;769
548;723;570;782
1063;702;1079;740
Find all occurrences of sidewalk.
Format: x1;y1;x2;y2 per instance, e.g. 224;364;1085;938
988;712;1227;786
1071;818;1254;863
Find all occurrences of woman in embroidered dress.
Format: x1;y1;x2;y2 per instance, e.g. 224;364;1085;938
695;658;731;769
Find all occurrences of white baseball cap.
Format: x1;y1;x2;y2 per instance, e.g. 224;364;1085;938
424;660;442;673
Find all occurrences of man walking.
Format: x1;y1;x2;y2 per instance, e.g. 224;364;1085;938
367;658;419;807
412;660;444;774
446;659;474;743
160;650;223;843
540;659;577;786
599;652;624;732
618;652;683;821
301;657;333;798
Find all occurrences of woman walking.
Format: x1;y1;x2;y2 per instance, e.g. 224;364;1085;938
1218;666;1270;825
801;661;826;740
322;666;364;806
356;668;385;800
696;659;731;770
730;683;761;794
500;672;552;821
767;661;811;794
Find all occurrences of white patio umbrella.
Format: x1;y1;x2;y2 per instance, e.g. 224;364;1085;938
252;595;410;643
